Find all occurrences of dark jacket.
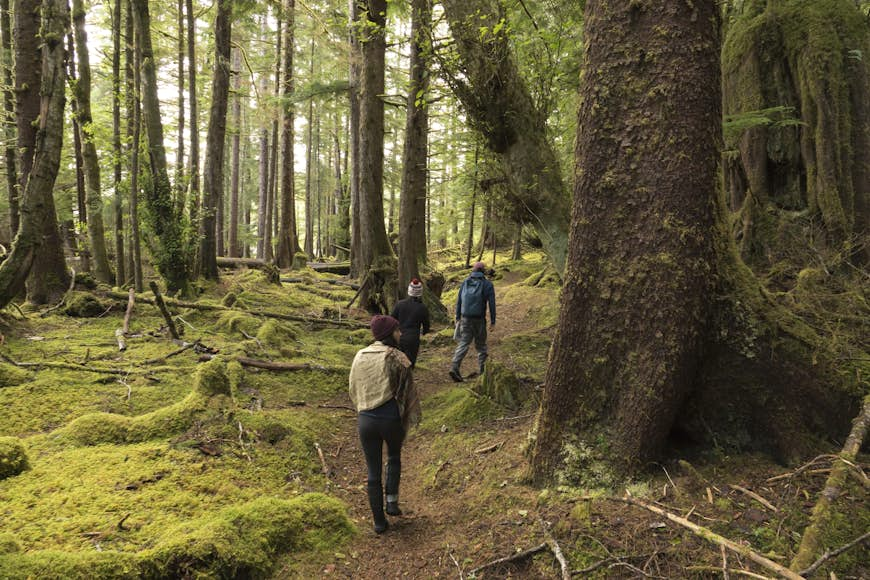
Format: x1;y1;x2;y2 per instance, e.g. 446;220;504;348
455;271;496;324
390;297;430;339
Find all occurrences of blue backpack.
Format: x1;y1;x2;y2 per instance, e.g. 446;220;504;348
461;277;485;317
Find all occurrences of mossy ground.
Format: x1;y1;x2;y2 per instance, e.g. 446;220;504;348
0;269;360;577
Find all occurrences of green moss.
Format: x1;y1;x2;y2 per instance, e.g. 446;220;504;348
62;292;107;317
420;387;501;431
193;357;232;398
0;494;352;580
0;437;29;479
474;361;529;410
256;319;300;345
214;310;259;336
0;534;21;555
0;363;29;388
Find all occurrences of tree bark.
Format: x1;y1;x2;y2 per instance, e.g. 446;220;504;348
71;0;114;284
67;33;89;273
530;0;721;480
126;0;143;292
303;39;315;259
0;0;17;236
348;0;362;277
397;0;431;293
111;0;125;286
355;0;396;313
132;0;189;294
333;122;350;261
275;0;299;268
264;12;281;263
175;0;185;216
185;0;199;228
441;0;570;274
257;78;269;260
197;0;232;279
228;46;242;258
0;0;68;308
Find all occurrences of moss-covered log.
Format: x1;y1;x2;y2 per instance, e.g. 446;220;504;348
722;0;870;263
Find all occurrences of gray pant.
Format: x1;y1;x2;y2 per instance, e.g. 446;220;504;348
451;317;488;373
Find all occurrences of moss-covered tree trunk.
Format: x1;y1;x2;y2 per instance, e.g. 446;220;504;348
722;0;870;264
132;0;189;294
71;0;114;284
0;0;68;308
530;0;864;483
355;0;397;313
0;0;17;236
197;0;232;280
397;0;431;294
441;0;570;274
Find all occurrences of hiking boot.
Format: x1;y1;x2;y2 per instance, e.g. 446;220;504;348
449;368;463;382
386;501;403;516
367;485;388;534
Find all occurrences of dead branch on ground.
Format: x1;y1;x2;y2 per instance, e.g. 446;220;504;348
122;288;134;334
149;281;179;339
798;530;870;578
314;442;332;477
539;518;571;580
730;484;777;512
468;543;548;577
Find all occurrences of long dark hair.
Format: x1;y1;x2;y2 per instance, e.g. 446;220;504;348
381;335;400;349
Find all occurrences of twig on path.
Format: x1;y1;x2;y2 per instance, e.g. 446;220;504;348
469;542;548;576
474;440;504;454
766;454;836;483
720;544;730;580
798;530;870;578
493;412;535;422
539;518;571;580
317;404;356;412
685;566;770;579
117;513;131;531
314;442;332;477
730;484;777;512
447;544;464;580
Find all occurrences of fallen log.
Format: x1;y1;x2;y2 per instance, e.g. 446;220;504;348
197;353;334;372
281;277;360;290
217;256;268;269
103;290;366;328
789;395;870;573
308;262;350;275
149;281;180;339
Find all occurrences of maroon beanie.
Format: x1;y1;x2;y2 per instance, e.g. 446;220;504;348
473;261;486;271
370;315;399;341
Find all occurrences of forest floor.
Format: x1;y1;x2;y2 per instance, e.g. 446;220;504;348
0;257;866;579
281;267;869;579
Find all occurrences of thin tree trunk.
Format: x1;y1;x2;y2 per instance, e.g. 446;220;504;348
264;17;280;263
257;76;269;259
185;0;199;227
275;0;299;268
71;0;114;284
132;0;189;293
464;147;478;268
0;0;17;236
197;0;232;279
67;33;89;273
303;39;315;258
126;0;142;291
314;111;322;258
398;0;431;292
0;0;69;307
511;220;522;261
112;0;125;286
175;0;185;216
228;46;241;258
348;0;362;277
333;123;350;260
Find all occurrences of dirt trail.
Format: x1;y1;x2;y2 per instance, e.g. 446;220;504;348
283;278;547;578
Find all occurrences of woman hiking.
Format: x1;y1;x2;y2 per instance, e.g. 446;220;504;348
390;278;431;367
349;315;421;533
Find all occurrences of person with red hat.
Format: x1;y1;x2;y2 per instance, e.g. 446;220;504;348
450;261;496;382
390;278;431;367
349;315;421;533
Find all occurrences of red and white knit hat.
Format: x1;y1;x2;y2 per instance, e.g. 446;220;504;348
408;278;423;297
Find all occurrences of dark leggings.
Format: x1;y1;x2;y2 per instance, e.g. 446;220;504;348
358;414;404;502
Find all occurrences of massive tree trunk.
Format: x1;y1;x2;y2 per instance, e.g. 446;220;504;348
275;0;300;268
440;0;570;274
111;0;125;286
0;0;68;307
530;0;862;483
722;0;870;265
355;0;396;313
196;0;231;279
397;0;431;294
71;0;114;284
16;0;68;304
0;0;17;236
132;0;189;294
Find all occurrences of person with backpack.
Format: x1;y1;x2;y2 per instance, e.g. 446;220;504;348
390;278;431;367
450;261;496;382
349;315;421;533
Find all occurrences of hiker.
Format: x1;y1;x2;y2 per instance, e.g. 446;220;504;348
450;261;496;382
390;278;431;367
349;315;421;534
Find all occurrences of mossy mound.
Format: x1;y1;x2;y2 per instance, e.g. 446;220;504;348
58;359;232;446
214;310;259;336
256;319;299;345
0;363;29;388
293;252;309;269
473;361;530;411
62;292;107;317
0;534;21;555
420;387;501;431
0;494;352;580
0;437;29;480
